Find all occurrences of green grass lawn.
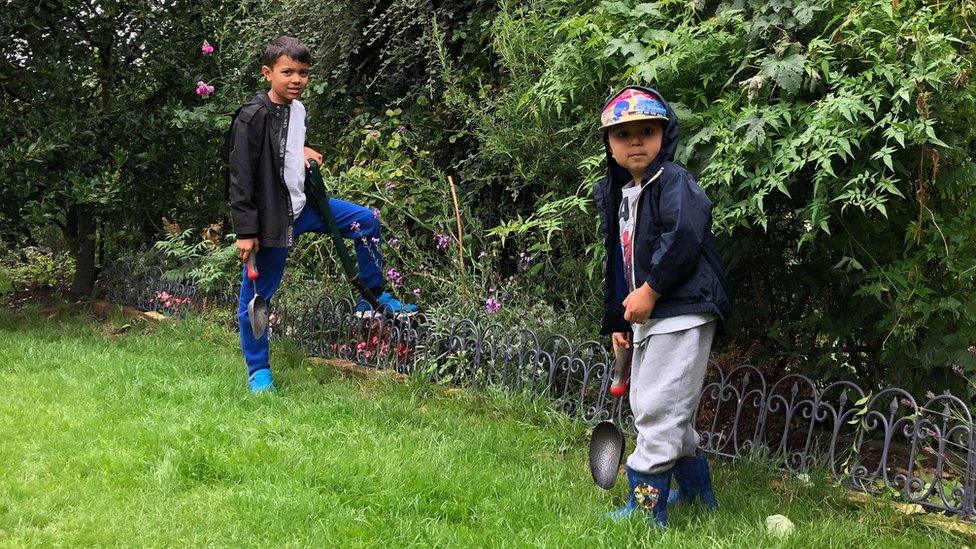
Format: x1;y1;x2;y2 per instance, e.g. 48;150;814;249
0;306;968;547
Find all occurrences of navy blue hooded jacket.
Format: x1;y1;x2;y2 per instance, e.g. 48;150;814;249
594;86;731;336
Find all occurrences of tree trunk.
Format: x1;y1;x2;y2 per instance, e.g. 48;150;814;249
68;205;98;299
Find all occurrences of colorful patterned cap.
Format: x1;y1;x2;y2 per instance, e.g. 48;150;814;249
600;87;669;130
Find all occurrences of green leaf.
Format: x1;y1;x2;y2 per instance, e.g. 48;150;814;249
760;53;807;94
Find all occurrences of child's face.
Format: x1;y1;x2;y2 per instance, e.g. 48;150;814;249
606;120;664;179
261;55;310;103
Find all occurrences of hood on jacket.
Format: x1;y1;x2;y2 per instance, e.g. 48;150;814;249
601;85;680;189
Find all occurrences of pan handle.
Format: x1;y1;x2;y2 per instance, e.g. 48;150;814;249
609;345;633;397
246;254;259;281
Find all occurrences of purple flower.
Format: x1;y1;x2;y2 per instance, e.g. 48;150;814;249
435;233;451;250
372;208;381;220
388;237;400;250
386;268;403;287
201;41;214;55
195;81;215;98
478;251;488;259
925;390;936;400
413;288;422;297
969;345;976;356
485;297;502;314
518;252;533;271
371;237;381;245
385;180;395;191
396;125;408;134
350;221;361;233
953;364;965;377
419;264;429;273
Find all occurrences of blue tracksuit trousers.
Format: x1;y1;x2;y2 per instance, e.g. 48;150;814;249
238;200;382;375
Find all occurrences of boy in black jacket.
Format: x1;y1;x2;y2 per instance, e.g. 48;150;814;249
228;36;417;393
594;86;731;526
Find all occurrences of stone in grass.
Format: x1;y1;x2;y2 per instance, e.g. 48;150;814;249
765;514;795;537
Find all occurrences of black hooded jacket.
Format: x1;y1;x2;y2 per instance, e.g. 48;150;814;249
226;92;321;247
594;86;731;335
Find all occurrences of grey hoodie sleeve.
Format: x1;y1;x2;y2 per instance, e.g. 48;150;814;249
645;171;712;295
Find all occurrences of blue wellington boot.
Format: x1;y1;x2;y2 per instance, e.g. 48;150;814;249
672;451;718;510
604;466;672;526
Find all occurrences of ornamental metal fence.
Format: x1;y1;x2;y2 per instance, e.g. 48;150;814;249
99;262;976;521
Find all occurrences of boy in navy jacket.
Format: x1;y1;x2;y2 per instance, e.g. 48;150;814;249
594;86;731;526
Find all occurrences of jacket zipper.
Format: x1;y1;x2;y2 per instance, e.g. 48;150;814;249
277;104;295;246
628;167;664;291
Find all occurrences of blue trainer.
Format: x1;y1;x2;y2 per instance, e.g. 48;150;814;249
248;368;276;393
355;291;419;318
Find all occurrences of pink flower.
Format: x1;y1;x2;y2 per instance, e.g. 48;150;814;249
413;288;422;297
385;180;395;191
195;81;215;98
372;208;381;220
201;41;214;55
350;221;361;232
371;237;381;245
485;297;502;314
435;233;451;250
388;237;400;250
386;268;403;287
478;251;488;258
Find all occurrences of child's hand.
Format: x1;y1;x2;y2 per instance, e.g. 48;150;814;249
237;237;259;261
622;282;659;324
303;146;323;168
612;332;630;355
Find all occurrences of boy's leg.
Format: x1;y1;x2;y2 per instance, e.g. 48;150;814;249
299;198;383;291
626;322;716;474
607;324;714;525
237;246;290;377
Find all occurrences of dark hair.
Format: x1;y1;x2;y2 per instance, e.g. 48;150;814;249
262;36;311;67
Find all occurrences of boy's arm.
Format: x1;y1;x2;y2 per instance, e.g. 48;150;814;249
645;172;711;295
228;109;262;239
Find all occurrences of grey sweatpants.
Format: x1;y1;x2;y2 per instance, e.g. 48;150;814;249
625;321;716;474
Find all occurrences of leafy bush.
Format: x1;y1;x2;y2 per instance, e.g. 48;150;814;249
439;0;976;390
8;0;974;392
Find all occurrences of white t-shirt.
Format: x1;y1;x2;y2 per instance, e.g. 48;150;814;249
283;99;308;219
618;174;715;341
